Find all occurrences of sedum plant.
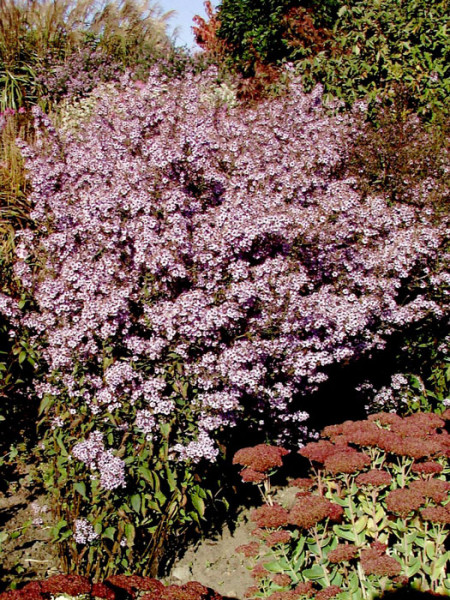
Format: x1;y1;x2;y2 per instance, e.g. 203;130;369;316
236;410;450;599
2;65;448;577
0;574;224;599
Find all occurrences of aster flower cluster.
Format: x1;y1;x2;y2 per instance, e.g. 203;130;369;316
235;409;450;599
72;431;126;490
73;519;99;545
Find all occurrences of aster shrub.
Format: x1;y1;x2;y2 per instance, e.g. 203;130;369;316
236;410;450;599
4;63;448;577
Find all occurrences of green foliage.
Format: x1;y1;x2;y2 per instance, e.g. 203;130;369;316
213;0;449;116
0;112;36;451
297;0;449;117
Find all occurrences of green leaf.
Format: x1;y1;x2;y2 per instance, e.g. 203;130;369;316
407;558;422;578
330;571;343;587
154;490;167;506
333;524;356;542
302;565;326;580
38;395;53;416
191;493;205;518
433;552;450;572
131;494;141;514
94;522;102;535
74;482;87;499
263;560;286;573
165;465;177;492
425;541;435;560
103;527;116;541
160;422;170;437
125;523;135;545
138;466;154;485
355;515;368;534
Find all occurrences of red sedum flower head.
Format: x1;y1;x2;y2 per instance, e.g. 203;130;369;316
236;542;261;557
327;503;344;523
324;450;371;475
244;586;260;599
299;440;338;463
315;586;343;599
251;562;270;580
356;469;392;487
409;478;450;503
368;412;403;426
251;503;290;528
271;573;292;587
386;488;425;516
233;445;289;474
289;477;315;490
265;530;292;546
240;467;267;483
327;543;358;563
411;461;444;475
420;505;450;524
40;575;91;596
288;494;338;529
361;554;402;577
293;581;314;596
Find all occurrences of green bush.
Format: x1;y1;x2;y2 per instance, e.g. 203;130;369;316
297;0;449;118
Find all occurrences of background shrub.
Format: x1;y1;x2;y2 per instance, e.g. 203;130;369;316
212;0;340;76
204;0;449;115
295;0;450;117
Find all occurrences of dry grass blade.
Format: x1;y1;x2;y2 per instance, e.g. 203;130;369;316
0;114;33;274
